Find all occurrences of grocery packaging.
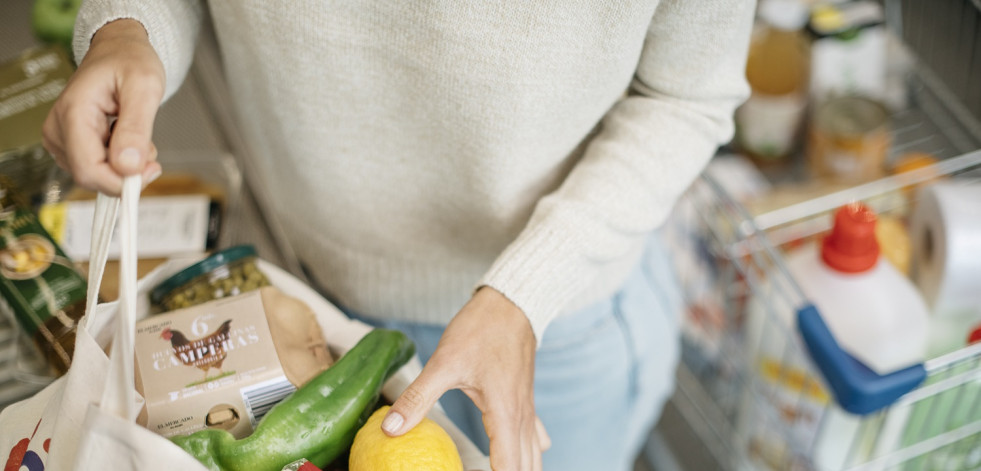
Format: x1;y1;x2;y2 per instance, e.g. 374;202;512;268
0;177;88;375
806;94;890;183
736;0;811;165
910;179;981;306
909;180;981;358
874;214;911;274
41;171;233;302
171;328;415;471
0;46;74;203
40;194;221;261
40;173;228;261
896;327;981;471
134;287;332;439
808;1;887;104
741;203;930;469
150;245;271;311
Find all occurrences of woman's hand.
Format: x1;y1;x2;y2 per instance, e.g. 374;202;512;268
42;18;165;196
384;287;551;470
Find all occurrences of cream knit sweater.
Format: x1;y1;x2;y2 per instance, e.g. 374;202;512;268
75;0;754;342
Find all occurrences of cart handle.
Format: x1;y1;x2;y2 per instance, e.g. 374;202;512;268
797;304;927;415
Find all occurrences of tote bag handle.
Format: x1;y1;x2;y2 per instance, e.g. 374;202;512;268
78;175;142;421
79;192;118;332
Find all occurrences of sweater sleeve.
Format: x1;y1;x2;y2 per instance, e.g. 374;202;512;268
73;0;205;101
479;0;755;343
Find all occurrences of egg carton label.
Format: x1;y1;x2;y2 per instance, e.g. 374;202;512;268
134;290;291;439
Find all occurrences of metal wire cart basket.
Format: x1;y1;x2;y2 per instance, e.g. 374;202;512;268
662;1;981;469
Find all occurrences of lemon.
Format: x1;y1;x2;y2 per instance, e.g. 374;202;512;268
349;405;463;471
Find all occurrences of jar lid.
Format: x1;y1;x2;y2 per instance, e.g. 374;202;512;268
150;245;258;305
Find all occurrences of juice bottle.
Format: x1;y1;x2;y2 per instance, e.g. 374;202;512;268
736;0;811;166
0;177;87;375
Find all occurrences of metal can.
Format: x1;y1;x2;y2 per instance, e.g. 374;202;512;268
807;95;890;183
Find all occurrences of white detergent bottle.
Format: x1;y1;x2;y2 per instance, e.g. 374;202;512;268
788;203;929;374
787;203;930;469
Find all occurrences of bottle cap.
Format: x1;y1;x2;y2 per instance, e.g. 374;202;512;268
821;203;880;273
969;325;981;345
810;4;846;34
759;0;810;31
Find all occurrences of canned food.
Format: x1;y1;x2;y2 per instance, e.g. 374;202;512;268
150;245;271;311
807;95;890;183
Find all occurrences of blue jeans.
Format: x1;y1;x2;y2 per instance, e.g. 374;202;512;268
346;234;681;471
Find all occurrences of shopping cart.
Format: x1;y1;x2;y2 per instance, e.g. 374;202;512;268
666;149;981;471
661;1;981;468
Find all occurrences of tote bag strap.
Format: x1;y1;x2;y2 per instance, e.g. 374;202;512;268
79;192;119;332
79;176;141;421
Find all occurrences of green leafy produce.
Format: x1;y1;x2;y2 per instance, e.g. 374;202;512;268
172;328;415;471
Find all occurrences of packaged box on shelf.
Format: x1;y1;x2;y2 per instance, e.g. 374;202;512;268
0;46;74;202
39;157;241;301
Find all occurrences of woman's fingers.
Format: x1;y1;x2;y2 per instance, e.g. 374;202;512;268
532;428;543;471
518;414;533;471
390;286;541;470
107;75;164;176
41;112;67;170
383;361;454;437
483;407;526;471
61;103;122;194
40;18;165;196
535;416;551;452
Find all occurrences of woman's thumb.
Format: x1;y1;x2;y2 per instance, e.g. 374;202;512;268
108;79;162;176
110;146;146;175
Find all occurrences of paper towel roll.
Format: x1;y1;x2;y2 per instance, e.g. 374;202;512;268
910;180;981;317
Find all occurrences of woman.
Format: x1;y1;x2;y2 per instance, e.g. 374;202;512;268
44;1;754;469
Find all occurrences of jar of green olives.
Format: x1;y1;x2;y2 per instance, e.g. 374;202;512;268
150;245;271;311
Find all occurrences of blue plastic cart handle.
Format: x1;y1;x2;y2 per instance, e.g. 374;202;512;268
796;304;927;415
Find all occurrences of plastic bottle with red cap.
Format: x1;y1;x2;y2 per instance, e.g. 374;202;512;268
740;202;931;469
789;203;931;469
787;202;930;374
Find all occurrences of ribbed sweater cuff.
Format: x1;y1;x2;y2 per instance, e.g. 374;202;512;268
73;0;201;101
479;219;592;346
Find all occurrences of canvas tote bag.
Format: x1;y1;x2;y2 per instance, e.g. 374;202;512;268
1;176;208;471
1;175;490;470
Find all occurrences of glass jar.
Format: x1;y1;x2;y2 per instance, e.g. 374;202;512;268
150;245;271;311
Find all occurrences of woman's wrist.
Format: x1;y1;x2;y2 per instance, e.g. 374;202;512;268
91;18;150;46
